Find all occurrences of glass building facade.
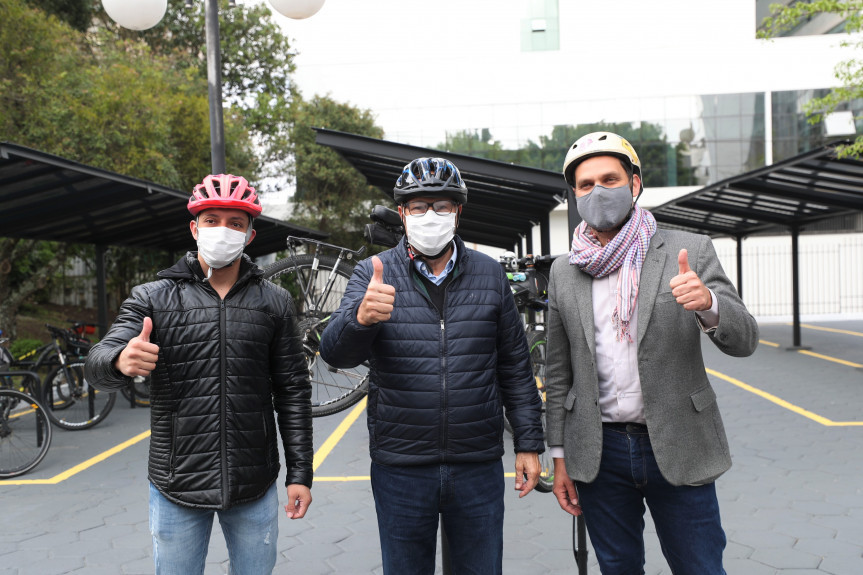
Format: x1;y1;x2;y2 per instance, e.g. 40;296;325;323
397;88;848;190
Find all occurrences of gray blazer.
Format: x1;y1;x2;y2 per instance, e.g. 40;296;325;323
545;229;758;486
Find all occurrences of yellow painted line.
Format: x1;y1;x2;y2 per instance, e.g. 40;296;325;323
759;338;859;366
793;323;863;338
2;394;370;486
797;350;863;368
313;396;367;472
0;429;151;485
316;476;371;482
706;368;863;427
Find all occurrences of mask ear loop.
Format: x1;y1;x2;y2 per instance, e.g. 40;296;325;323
632;175;644;205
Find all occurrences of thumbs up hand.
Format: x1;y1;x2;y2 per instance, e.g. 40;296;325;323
669;249;712;311
357;256;395;326
115;317;160;377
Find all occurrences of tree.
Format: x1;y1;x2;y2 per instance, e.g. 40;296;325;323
111;0;300;179
758;0;863;158
0;239;69;341
25;0;97;32
0;0;255;337
438;122;676;188
290;95;385;251
437;129;508;161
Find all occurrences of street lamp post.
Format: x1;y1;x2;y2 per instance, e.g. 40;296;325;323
101;0;325;174
204;0;226;174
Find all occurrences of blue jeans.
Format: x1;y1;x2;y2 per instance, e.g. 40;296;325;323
576;424;726;575
371;459;505;575
149;482;279;575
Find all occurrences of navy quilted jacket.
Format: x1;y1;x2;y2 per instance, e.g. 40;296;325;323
320;236;544;466
85;253;312;510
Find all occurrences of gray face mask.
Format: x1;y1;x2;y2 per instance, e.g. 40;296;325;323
575;184;634;231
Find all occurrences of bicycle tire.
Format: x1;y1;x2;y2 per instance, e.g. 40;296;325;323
527;329;553;493
504;328;553;493
0;388;53;478
120;376;151;407
41;362;116;430
264;253;369;417
504;328;546;434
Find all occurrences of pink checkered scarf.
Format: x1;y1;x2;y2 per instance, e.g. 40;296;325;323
569;205;657;342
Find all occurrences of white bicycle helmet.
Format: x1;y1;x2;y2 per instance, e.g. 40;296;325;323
562;132;642;187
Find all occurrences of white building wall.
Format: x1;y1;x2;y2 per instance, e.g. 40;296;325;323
277;0;851;148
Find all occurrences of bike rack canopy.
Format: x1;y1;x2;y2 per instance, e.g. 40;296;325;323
0;142;327;258
649;141;863;239
313;128;569;253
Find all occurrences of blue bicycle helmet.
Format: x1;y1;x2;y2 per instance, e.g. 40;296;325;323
393;157;468;205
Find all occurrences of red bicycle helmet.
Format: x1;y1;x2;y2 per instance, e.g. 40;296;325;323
187;174;263;218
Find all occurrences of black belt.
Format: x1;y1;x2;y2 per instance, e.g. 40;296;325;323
602;422;648;433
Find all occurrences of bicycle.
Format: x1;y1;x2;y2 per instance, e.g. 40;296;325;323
261;206;407;417
38;324;116;430
263;236;370;417
499;250;557;494
0;336;53;478
67;320;150;408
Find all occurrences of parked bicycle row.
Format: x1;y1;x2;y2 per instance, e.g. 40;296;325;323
0;320;151;478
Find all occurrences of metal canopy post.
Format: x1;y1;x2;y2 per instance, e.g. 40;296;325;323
566;188;581;242
736;235;744;298
788;225;809;350
540;214;551;256
95;245;108;339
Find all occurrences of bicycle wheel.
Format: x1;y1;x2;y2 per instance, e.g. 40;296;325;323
41;362;116;430
527;329;553;493
0;388;52;478
264;254;370;417
120;376;151;407
505;328;553;493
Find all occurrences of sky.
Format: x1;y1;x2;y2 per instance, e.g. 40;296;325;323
266;0;847;150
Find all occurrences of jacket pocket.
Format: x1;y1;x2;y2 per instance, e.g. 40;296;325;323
168;412;178;483
690;386;717;412
655;291;676;304
262;412;273;470
564;389;577;411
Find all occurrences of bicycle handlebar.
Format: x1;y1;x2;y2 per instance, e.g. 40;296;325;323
365;205;404;249
286;236;367;259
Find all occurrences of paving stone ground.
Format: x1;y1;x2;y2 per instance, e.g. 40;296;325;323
1;319;861;574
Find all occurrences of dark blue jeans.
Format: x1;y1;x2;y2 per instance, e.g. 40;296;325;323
370;459;505;575
576;424;727;575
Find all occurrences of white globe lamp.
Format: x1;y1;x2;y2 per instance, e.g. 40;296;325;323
269;0;326;19
101;0;168;31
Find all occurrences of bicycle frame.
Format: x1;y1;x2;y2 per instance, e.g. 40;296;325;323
285;236;366;317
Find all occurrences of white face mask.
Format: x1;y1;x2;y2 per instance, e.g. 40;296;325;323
196;225;251;271
405;212;457;257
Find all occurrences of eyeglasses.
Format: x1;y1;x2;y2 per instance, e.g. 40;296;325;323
405;200;457;216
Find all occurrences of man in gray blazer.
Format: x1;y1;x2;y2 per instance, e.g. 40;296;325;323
546;131;758;574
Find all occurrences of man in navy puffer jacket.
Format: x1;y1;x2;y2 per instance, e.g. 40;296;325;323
320;157;543;575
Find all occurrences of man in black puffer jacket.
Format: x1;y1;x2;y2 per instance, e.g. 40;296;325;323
85;174;312;575
320;158;544;575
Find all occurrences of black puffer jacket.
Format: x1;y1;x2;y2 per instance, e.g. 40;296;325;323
320;236;544;466
85;253;312;510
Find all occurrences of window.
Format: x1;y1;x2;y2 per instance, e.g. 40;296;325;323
521;0;559;52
